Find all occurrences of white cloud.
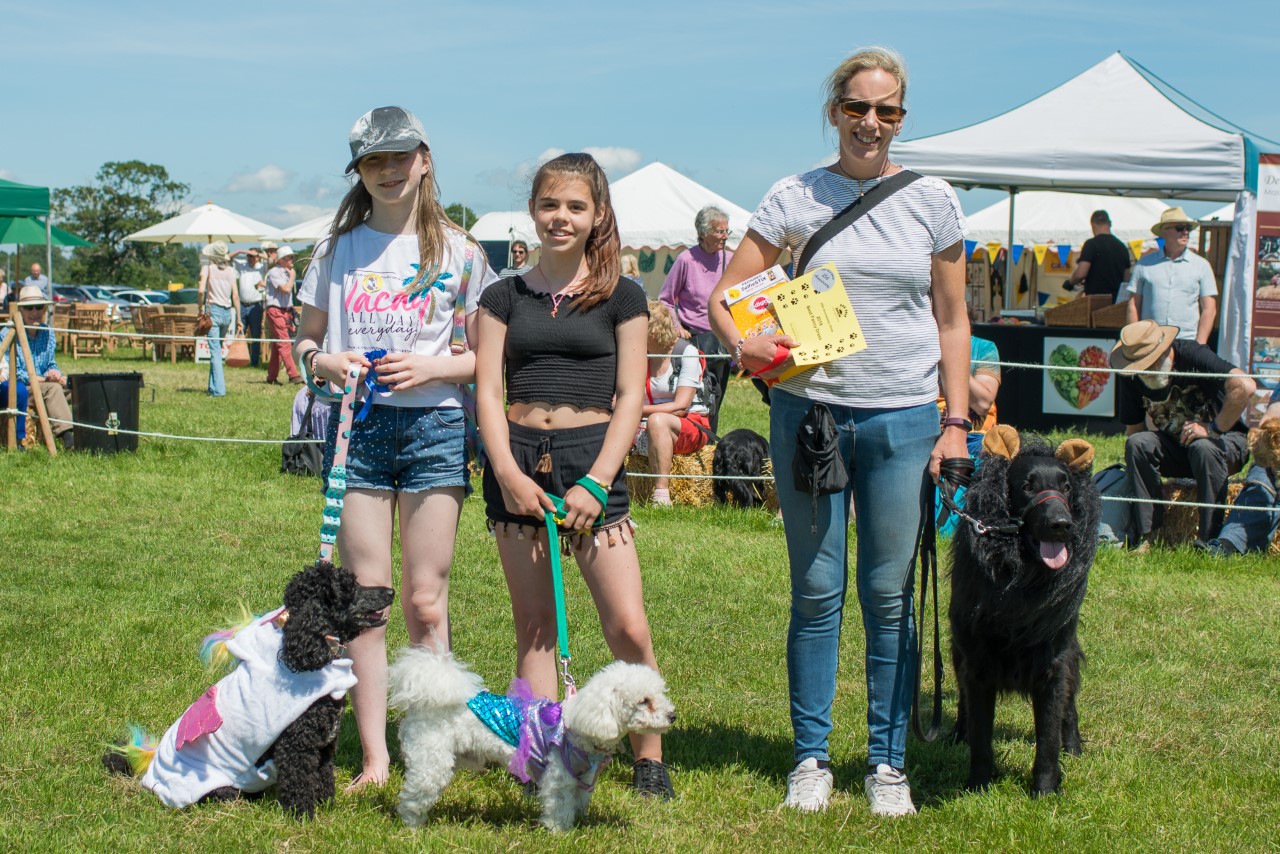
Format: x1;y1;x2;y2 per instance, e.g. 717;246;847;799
274;203;333;225
0;169;13;181
297;174;347;202
223;164;292;193
581;146;642;177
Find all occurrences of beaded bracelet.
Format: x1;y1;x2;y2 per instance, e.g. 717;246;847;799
733;337;746;365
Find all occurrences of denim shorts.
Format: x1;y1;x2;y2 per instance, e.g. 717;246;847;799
322;403;469;494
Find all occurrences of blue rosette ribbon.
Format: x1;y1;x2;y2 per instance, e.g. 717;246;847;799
355;348;390;423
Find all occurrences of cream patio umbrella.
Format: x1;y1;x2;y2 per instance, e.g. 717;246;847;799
125;202;278;244
269;210;337;243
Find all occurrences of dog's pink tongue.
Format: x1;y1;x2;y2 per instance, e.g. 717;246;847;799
1040;541;1069;570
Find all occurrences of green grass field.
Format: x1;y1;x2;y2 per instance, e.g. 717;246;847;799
1;349;1278;852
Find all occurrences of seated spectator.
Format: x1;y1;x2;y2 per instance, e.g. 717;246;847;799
634;301;712;506
1112;319;1254;551
936;334;1002;535
12;286;74;448
0;352;31;444
1197;385;1280;556
290;386;333;439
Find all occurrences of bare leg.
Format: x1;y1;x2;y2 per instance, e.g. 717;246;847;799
645;412;680;492
575;532;663;761
397;487;464;650
496;525;560;700
335;489;395;791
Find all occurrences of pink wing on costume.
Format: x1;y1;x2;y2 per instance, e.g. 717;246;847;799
175;685;223;749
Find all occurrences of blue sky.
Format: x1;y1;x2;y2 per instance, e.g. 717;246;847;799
5;0;1276;229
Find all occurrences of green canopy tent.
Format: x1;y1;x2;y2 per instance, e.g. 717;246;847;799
0;177;53;289
0;216;91;247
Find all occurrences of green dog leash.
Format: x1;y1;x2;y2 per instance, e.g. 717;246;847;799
542;477;609;698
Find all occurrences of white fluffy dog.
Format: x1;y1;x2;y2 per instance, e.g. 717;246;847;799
389;647;676;833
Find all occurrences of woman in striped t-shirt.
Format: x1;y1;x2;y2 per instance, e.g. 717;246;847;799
709;46;971;818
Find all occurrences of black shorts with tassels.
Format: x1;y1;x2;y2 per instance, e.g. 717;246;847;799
483;421;631;533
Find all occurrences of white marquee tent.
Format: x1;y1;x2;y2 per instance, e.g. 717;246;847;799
895;52;1271;365
610;162;751;249
472;163;751;253
965;192;1169;248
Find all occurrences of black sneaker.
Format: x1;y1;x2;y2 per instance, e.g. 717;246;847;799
632;758;674;800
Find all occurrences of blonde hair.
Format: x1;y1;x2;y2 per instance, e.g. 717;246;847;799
529;153;621;313
322;143;474;294
824;46;908;121
646;300;679;352
620;254;640;278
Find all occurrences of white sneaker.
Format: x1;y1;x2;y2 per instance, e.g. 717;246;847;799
864;764;917;817
783;758;833;813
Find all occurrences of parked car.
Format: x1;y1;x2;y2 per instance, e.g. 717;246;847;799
116;289;171;306
52;285;132;321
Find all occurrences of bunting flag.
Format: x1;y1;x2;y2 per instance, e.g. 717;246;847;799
1128;239;1145;261
964;239;977;260
1011;244;1024;265
1038;291;1051;306
985;241;1002;261
1056;245;1071;267
1155;237;1165;251
1033;244;1049;265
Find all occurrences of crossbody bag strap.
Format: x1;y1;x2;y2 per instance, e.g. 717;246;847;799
795;170;922;275
299;391;318;439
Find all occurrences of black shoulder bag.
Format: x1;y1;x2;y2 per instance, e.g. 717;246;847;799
281;392;323;477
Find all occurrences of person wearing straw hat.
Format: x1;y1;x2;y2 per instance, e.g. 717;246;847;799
10;285;75;448
1113;319;1254;552
198;241;242;397
1125;208;1217;344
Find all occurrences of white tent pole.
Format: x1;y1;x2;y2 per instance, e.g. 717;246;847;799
1005;189;1017;310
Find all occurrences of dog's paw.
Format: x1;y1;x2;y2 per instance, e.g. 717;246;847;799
1030;772;1062;797
964;775;993;792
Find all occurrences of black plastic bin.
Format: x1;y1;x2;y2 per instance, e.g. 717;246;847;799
69;372;144;454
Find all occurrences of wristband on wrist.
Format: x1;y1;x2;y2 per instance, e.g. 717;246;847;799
733;337;746;365
575;475;609;507
941;416;973;432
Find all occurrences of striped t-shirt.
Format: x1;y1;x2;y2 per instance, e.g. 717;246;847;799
749;168;967;409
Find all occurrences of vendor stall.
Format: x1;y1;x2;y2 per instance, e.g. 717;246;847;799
895;52;1275;433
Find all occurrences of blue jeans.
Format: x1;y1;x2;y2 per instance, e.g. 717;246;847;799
0;381;29;440
206;304;233;397
1215;464;1279;553
241;302;264;368
770;388;937;768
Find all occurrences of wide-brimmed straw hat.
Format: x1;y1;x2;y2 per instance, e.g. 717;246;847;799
1151;207;1198;236
15;285;52;307
1110;320;1180;373
202;241;230;262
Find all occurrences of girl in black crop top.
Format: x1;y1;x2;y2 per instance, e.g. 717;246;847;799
475;153;675;799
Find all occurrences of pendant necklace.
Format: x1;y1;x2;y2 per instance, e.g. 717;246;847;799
549;290;574;318
833;158;893;199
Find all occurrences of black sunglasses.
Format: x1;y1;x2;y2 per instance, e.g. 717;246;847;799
1165;224;1192;234
837;99;907;122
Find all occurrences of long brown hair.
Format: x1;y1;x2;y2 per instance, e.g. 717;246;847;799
319;144;473;294
529;153;621;312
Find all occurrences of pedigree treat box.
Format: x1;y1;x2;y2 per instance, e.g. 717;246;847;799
722;265;807;384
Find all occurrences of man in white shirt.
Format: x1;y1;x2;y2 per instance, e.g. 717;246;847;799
232;247;267;367
1126;208;1217;344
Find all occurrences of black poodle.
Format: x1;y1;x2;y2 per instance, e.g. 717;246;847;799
713;428;771;507
949;427;1099;796
104;560;394;819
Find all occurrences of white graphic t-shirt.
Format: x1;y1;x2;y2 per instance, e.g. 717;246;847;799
299;224;497;409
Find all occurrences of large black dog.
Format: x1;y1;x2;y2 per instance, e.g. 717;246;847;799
713;428;771;507
104;561;394;818
949;426;1100;796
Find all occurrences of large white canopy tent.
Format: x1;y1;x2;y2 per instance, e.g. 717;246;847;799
894;52;1272;365
965;192;1169;248
472;162;752;251
609;162;752;249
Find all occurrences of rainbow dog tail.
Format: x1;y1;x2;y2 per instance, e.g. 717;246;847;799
103;724;158;777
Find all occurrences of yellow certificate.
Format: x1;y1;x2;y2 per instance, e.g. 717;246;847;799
768;263;865;366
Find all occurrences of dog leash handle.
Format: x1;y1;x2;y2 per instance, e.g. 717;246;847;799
319;364;362;564
543;493;576;697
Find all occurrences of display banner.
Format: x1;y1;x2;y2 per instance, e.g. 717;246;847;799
1249;153;1280;390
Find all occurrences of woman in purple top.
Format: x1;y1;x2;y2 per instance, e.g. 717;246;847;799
659;205;733;432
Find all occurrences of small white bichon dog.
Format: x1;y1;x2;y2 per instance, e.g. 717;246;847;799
389;647;676;832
